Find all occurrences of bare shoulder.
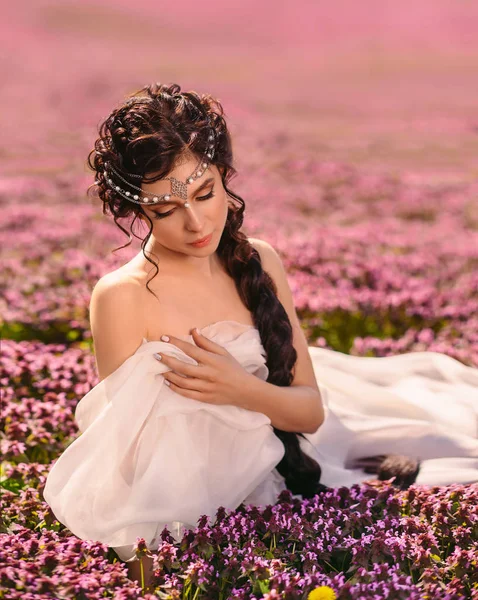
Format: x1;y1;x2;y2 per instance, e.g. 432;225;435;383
89;269;146;381
248;236;274;254
247;236;290;301
248;237;287;278
90;268;142;304
90;269;144;327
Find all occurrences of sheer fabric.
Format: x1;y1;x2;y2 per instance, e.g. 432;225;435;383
43;320;478;562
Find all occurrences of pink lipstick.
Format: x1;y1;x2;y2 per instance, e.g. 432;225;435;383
188;233;213;247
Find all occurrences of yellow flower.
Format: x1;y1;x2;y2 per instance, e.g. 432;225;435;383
307;585;337;600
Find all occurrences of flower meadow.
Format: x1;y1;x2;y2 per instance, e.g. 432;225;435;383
2;1;478;598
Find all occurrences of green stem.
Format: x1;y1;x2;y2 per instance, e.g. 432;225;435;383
140;559;145;591
322;559;339;573
192;585;201;600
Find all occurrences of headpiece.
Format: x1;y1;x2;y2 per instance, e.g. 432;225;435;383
100;115;217;209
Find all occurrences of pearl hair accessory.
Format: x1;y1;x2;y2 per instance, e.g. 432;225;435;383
100;116;217;207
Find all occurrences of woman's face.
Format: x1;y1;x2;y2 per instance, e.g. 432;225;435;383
139;153;228;261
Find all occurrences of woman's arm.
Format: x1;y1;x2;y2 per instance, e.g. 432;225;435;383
242;238;325;433
239;375;324;434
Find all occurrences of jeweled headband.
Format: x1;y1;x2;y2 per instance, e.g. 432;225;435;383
100;115;217;208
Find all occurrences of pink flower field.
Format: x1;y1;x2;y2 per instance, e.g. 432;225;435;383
1;1;478;598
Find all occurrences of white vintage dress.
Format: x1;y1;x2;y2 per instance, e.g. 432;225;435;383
43;320;478;562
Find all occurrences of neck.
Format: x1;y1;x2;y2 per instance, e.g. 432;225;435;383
141;237;223;279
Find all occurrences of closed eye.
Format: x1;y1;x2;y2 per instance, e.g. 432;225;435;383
152;189;215;219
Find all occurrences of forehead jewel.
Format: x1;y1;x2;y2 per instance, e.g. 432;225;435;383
100;114;218;205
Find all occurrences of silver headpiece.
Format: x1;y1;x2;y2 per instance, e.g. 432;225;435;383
100;117;217;208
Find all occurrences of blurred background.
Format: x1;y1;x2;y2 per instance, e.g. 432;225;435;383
4;0;478;180
2;6;478;595
2;0;478;364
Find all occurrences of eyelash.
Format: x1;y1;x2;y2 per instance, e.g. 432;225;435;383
152;190;215;219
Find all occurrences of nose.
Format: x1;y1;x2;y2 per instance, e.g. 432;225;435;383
183;202;204;231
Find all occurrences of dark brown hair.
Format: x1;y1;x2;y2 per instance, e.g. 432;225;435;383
86;82;328;499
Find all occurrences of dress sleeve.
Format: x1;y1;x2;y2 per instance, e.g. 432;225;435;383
42;337;286;558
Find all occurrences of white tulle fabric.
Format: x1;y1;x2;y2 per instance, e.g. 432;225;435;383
43;320;478;562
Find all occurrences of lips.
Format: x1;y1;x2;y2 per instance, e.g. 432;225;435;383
189;233;212;245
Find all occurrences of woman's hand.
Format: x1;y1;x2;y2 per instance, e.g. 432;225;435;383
153;328;253;406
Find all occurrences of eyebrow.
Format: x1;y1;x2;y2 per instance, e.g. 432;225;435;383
150;177;215;207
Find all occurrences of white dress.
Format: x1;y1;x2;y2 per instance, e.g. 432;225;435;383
43;320;478;563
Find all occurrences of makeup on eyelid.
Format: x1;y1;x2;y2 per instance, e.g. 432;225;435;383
152;188;215;219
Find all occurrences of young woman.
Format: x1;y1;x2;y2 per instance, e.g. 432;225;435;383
43;82;478;588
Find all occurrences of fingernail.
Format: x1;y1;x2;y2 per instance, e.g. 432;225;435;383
194;328;200;335
164;380;170;386
153;353;162;360
160;335;169;342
